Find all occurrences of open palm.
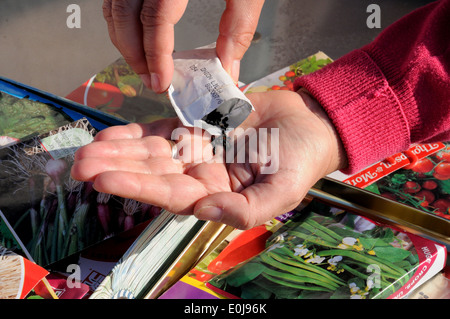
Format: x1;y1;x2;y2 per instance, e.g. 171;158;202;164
71;90;346;229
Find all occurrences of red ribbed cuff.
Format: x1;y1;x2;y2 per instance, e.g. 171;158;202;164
294;50;410;174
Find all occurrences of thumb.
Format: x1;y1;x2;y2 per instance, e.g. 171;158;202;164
216;0;264;82
194;176;303;229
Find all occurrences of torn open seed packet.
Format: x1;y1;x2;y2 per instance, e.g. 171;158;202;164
167;43;254;136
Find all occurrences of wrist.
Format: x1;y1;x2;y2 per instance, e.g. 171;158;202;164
297;88;348;174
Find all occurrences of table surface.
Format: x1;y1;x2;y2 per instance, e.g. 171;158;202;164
0;0;433;97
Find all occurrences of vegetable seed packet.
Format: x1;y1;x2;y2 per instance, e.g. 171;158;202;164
167;43;254;136
205;200;447;299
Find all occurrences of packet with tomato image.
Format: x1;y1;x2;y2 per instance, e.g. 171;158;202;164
341;142;446;189
366;142;450;220
66;79;125;112
167;43;254;136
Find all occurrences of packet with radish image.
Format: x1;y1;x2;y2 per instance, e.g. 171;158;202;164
167;43;254;136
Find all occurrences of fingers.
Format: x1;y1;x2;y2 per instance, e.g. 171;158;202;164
103;0;188;92
93;119;179;141
103;0;263;91
92;171;208;214
216;0;264;82
74;136;174;161
140;0;188;92
88;121;214;164
71;156;182;182
71;134;182;184
103;0;148;76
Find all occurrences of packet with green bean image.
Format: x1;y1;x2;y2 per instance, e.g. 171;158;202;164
167;43;253;136
206;200;446;299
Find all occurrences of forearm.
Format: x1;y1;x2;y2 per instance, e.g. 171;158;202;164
294;0;450;173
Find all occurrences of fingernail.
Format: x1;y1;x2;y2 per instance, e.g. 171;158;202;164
151;73;161;93
139;74;152;88
195;206;223;222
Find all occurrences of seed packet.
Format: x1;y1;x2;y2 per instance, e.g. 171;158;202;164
206;200;447;299
0;246;49;299
0;119;161;267
167;43;254;136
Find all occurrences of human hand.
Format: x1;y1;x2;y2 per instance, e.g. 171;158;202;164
70;90;347;229
102;0;264;93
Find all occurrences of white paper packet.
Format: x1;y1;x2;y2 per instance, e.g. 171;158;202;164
167;43;254;135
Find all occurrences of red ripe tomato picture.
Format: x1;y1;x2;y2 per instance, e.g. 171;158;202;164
410;158;434;173
402;181;421;193
376;143;450;219
435;147;450;163
434;162;450;178
66;81;124;109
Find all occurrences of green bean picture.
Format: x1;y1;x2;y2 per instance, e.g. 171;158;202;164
208;201;420;299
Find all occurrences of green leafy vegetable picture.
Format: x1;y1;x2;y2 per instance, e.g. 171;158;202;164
291;55;332;76
0;92;71;141
208;201;419;299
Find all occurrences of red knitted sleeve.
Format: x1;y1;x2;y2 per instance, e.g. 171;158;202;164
294;0;450;174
